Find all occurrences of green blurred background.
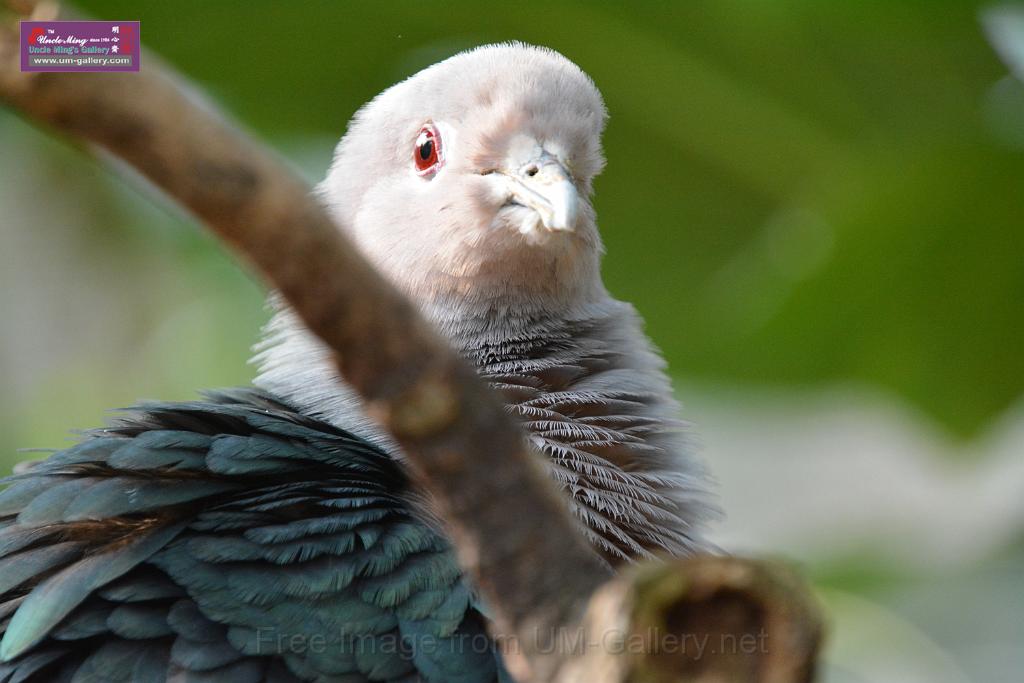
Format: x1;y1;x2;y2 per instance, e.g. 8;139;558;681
2;2;1022;681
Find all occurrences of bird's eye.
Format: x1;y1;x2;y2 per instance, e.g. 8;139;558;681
413;123;443;176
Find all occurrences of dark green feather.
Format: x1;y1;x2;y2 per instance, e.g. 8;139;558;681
0;522;186;661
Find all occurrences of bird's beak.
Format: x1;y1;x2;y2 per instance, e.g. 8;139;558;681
500;154;580;232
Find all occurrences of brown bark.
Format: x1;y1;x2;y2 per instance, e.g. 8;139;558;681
0;3;824;680
560;557;822;682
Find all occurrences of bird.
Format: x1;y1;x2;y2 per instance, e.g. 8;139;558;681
0;43;714;682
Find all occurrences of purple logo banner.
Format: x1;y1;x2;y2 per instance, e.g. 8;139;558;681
21;20;140;72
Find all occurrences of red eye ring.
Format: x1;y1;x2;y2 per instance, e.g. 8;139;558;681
413;123;443;176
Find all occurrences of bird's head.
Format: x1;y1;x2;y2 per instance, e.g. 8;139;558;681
319;43;608;313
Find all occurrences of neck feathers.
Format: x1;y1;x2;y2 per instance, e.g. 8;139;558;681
253;295;713;561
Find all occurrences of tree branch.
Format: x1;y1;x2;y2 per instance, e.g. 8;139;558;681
562;557;822;683
0;4;608;679
0;3;823;681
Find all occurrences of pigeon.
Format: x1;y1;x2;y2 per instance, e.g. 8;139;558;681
0;42;714;682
